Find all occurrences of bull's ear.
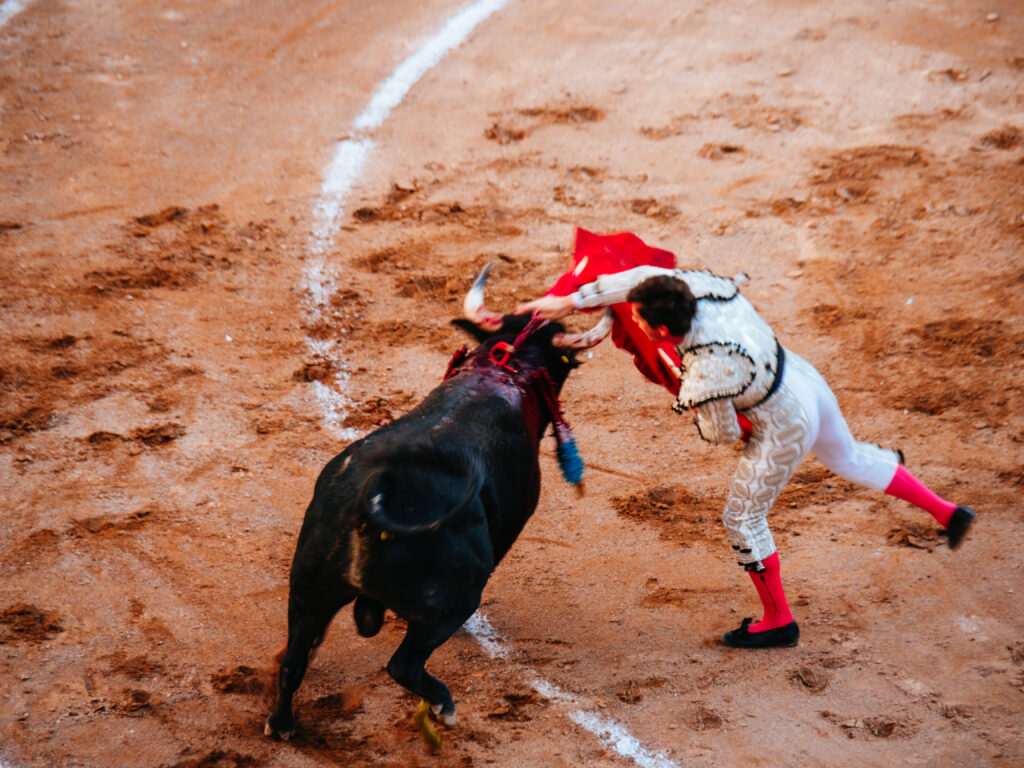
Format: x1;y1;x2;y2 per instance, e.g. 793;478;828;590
450;317;500;341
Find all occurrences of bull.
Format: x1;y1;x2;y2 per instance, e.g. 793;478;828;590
265;266;612;741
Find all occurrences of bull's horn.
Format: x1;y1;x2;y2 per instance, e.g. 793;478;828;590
463;264;503;331
553;308;615;349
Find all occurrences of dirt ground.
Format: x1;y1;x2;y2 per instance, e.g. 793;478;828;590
1;0;1022;766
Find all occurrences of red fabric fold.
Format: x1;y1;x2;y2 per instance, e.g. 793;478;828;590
545;228;753;439
545;228;680;394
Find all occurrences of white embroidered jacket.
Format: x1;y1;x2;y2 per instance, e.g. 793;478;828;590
571;266;781;444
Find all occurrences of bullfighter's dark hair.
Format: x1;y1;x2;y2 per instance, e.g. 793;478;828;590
626;275;697;337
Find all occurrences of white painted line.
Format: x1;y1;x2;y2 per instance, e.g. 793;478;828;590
306;0;510;439
0;0;27;27
303;2;681;766
465;613;680;768
311;0;509;248
312;137;373;250
352;0;510;133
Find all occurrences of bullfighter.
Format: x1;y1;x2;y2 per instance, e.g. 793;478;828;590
516;257;977;649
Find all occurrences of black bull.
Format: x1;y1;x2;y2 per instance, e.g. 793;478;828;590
265;305;607;740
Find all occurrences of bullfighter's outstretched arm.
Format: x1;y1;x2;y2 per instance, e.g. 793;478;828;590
571;265;676;310
515;265;676;320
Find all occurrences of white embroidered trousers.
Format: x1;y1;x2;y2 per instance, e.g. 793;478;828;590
723;350;900;566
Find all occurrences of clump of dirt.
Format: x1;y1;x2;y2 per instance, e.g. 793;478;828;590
887;521;941;551
0;604;64;644
292;359;336;383
116;688;156;715
134;205;188;229
790;665;832;694
6;528;62;568
211;666;264;695
977;125;1022;150
354;246;416;273
132;423;186;445
821;711;913;740
616;677;667;704
67;508;157;540
905;318;1014;359
776;465;862;508
483;102;604;146
342;392;415;430
683;705;724;732
363;318;457;350
698;143;744;160
351;196;530;237
85;265;198;293
84;424;185;449
395;272;471;301
1009;643;1024;665
105;651;165;680
640;585;725;610
628;198;679;220
0;405;61;443
519;105;604;124
484;123;526;145
638;113;699;140
808;144;926;207
307;689;364;719
167;749;259;768
611;484;723;547
486;691;544;722
709;92;804;133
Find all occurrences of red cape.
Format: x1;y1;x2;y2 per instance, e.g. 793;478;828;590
545;228;680;393
545;228;753;436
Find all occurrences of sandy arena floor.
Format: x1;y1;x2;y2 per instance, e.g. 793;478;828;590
1;1;1022;766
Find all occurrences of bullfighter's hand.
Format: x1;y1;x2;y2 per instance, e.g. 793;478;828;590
514;294;575;320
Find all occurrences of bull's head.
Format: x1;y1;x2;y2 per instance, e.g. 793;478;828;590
458;263;614;366
456;264;608;488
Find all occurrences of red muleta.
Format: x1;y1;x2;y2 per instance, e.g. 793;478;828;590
544;227;753;439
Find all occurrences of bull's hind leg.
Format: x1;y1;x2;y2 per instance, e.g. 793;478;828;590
386;613;472;726
265;596;352;739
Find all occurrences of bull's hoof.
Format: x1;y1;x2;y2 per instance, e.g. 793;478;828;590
264;716;296;741
413;700;442;747
431;701;457;726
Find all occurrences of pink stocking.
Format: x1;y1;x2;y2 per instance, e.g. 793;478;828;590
885;465;956;527
748;552;794;632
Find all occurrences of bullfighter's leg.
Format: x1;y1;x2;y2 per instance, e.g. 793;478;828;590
789;350;977;548
721;367;816;648
265;595;353;739
386;608;477;726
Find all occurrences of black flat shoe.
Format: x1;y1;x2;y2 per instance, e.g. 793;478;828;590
722;617;800;648
945;506;976;550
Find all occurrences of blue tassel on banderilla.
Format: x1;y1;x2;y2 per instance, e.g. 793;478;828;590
555;436;584;485
532;369;584;486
